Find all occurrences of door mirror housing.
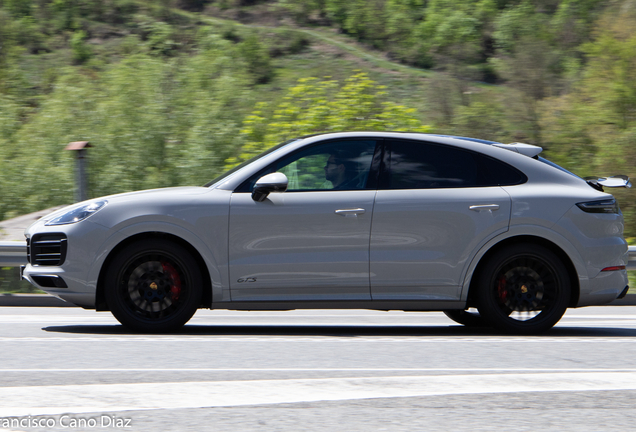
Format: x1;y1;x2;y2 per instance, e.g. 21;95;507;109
252;172;288;202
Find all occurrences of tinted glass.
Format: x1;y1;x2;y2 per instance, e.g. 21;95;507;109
477;153;528;186
385;140;526;189
237;140;378;192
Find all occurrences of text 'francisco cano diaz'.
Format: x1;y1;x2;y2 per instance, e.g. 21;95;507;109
1;415;132;428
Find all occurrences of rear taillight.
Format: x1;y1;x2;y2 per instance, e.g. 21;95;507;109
576;199;619;214
601;266;626;272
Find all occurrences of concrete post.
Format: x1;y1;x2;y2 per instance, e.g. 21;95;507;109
65;141;91;203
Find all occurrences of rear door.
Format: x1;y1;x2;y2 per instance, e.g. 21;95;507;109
370;139;523;301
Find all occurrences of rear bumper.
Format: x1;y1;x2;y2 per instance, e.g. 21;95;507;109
576;268;629;307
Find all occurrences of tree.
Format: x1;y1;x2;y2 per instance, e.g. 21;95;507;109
0;43;252;218
453;99;508;142
384;0;428;66
238;33;273;85
228;72;430;167
539;5;636;236
71;30;92;64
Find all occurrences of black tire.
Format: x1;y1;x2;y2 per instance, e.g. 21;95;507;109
443;309;488;327
476;244;570;335
105;239;202;333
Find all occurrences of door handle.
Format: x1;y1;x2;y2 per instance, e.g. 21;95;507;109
469;204;500;212
335;208;366;217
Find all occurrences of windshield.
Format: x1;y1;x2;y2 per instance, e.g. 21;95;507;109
204;139;300;187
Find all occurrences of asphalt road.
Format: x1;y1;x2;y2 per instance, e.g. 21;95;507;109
2;307;636;431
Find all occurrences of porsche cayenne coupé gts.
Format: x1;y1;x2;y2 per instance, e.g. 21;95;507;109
22;132;631;334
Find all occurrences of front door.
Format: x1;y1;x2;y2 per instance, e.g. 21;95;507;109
228;139;379;301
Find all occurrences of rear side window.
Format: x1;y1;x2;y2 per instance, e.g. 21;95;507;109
383;140;526;189
476;153;528;186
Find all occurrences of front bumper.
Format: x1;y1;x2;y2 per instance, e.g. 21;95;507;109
22;263;96;308
21;219;114;309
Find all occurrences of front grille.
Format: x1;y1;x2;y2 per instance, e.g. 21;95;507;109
29;233;68;266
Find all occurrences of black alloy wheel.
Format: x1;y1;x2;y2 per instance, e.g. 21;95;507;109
476;244;570;335
105;239;202;333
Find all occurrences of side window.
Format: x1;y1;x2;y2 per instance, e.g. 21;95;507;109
387;140;478;189
474;153;527;186
385;140;526;189
237;140;378;192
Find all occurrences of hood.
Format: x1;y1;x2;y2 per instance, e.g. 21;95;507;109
37;186;211;225
98;186;209;203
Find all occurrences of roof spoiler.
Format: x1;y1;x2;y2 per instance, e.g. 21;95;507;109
584;175;632;192
493;142;543;158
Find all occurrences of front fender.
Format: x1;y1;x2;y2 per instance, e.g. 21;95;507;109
87;219;228;306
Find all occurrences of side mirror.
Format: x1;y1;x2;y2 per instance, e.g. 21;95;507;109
252;172;288;202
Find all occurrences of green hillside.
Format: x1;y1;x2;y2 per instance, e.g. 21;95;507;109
1;0;636;236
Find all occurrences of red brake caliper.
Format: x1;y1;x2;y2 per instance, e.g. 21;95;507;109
497;276;508;302
161;262;182;301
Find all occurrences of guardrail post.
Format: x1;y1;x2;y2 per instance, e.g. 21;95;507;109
65;141;91;202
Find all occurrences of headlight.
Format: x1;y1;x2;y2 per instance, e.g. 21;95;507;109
45;200;108;226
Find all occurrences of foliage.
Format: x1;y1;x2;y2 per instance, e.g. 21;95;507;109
0;267;41;293
277;0;608;83
238;33;274;84
539;5;636;233
452;100;507;142
71;30;92;63
143;20;180;56
2;0;636;239
0;36;253;219
229;72;430;166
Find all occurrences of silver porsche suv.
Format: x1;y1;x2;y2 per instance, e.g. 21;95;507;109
22;132;630;334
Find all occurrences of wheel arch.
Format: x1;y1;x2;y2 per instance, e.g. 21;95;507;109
95;232;213;311
465;235;580;308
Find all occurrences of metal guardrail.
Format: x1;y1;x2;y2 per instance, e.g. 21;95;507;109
2;241;636;269
0;241;27;267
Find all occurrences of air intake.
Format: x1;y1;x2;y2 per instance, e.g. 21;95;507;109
29;233;68;266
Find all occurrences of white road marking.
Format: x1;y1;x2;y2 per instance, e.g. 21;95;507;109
2;368;636;372
3;372;636;416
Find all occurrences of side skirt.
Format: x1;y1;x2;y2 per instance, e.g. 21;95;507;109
209;300;466;312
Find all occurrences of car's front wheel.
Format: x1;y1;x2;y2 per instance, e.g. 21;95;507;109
105;239;202;333
476;244;570;335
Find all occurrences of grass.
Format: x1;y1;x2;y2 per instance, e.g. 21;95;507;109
0;267;44;294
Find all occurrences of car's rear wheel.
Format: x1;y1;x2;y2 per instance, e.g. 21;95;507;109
476;244;570;335
443;309;488;327
105;239;202;333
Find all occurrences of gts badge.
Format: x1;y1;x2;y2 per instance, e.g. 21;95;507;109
237;277;257;283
